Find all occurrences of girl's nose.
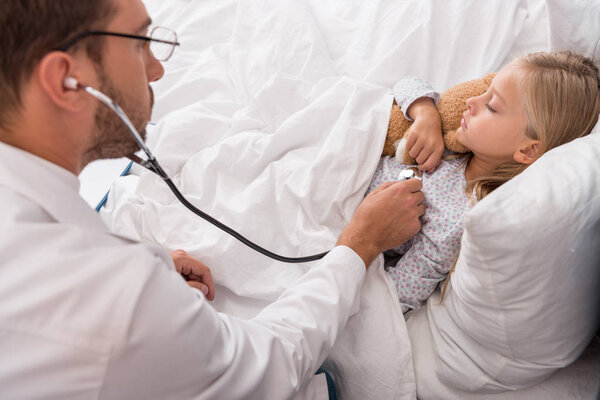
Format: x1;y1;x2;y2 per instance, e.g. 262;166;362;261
465;96;474;114
465;94;480;114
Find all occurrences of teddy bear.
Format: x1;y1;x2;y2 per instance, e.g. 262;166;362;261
383;72;496;164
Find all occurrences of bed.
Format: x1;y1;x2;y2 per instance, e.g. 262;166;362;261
80;0;600;399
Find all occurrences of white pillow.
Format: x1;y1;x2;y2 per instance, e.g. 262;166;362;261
545;0;600;64
424;120;600;392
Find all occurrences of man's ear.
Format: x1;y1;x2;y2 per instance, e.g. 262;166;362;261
36;52;84;111
513;140;540;165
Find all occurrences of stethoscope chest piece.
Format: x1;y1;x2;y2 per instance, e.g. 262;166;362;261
398;167;422;181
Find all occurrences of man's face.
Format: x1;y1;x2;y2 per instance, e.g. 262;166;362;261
83;69;153;161
83;0;164;163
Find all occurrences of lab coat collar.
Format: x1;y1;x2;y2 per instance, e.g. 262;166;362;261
0;141;109;232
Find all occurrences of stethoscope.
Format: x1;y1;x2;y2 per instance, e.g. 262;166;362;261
64;77;421;263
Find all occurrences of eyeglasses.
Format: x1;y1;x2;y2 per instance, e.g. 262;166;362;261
56;26;180;62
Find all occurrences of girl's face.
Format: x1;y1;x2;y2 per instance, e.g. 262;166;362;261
456;64;532;166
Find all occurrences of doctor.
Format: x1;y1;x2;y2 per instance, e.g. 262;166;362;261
0;0;425;399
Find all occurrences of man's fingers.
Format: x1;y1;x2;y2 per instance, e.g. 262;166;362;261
171;248;216;300
186;271;215;300
178;263;192;276
200;272;215;300
187;281;213;299
401;177;423;192
414;190;425;206
192;281;209;296
372;179;423;198
337;173;427;266
369;181;396;195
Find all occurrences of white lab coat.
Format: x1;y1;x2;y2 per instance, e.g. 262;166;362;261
0;141;365;400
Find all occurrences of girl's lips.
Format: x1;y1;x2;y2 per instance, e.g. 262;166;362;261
461;114;468;130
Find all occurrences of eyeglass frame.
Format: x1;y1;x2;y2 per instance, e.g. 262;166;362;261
55;26;181;61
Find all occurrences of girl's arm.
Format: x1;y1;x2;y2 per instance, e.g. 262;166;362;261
387;229;461;313
393;77;440;119
393;77;444;172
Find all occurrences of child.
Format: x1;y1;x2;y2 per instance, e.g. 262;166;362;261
369;51;600;313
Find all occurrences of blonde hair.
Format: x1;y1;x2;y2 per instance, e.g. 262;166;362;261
441;51;600;301
467;51;600;201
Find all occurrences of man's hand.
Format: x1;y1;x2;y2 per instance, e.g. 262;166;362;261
336;179;425;267
170;249;215;301
405;97;444;173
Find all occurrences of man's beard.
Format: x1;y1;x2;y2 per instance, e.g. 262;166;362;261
82;72;154;165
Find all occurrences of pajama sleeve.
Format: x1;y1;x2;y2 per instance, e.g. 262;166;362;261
393;76;440;121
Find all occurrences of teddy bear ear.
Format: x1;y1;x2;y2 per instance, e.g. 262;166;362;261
482;72;496;85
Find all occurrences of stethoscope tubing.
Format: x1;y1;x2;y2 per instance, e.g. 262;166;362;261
82;83;330;263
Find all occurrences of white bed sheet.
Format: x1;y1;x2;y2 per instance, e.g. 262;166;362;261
95;1;559;398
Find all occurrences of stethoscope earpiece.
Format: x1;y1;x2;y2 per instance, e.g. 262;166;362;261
63;76;79;90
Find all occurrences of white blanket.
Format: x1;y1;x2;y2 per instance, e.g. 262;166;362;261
102;1;530;398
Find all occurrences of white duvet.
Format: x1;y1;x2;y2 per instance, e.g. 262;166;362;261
101;1;532;398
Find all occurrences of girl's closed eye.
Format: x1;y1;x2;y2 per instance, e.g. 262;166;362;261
486;104;497;113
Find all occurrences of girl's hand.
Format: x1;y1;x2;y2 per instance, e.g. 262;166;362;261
170;249;215;301
405;97;444;173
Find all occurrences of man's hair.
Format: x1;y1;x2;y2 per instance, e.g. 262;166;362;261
0;0;116;131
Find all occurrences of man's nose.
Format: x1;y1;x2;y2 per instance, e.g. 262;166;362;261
147;53;165;82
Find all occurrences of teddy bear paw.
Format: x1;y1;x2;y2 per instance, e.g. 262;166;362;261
394;138;408;164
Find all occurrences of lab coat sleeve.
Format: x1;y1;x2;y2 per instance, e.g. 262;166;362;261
99;245;365;400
